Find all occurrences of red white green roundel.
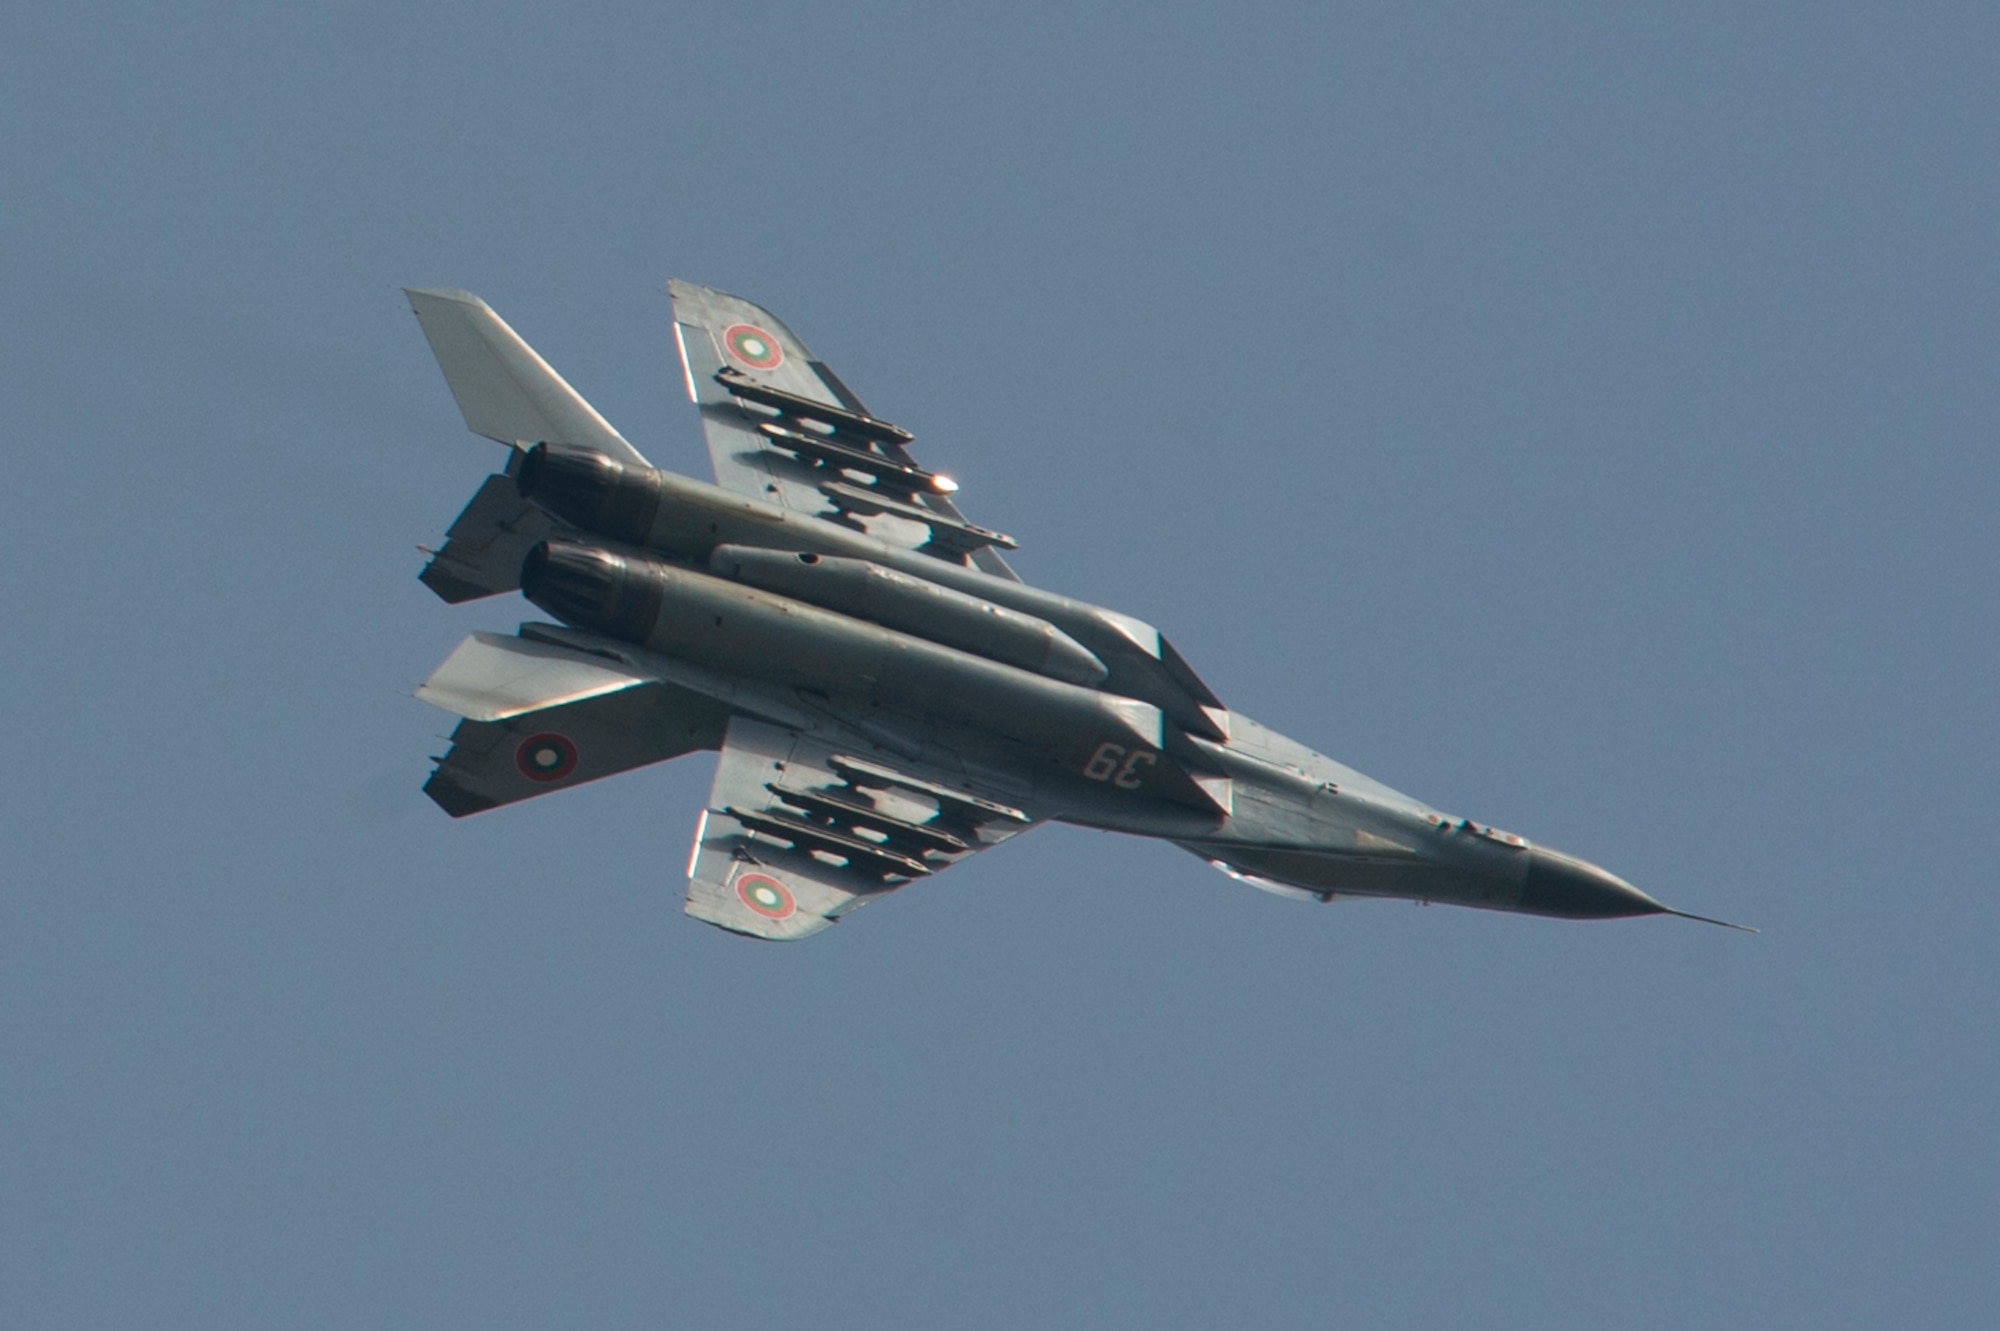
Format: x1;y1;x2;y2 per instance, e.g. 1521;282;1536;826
734;872;796;919
722;323;784;370
516;732;578;782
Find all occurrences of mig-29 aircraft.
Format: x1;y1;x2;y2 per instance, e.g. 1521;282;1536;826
405;282;1747;940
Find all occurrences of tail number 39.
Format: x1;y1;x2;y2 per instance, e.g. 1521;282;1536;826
1083;741;1156;789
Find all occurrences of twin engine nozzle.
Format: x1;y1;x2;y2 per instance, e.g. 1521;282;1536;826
512;442;1110;689
518;541;662;642
515;442;663;545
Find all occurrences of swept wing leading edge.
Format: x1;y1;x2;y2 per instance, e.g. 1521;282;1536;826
688;716;1043;940
667;278;1020;581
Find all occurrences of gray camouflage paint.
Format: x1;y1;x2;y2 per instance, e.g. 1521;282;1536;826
408;284;1748;940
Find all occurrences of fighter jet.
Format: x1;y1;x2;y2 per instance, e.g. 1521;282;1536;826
405;282;1747;940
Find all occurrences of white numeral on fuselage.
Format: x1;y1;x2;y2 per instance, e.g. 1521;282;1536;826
1082;741;1157;789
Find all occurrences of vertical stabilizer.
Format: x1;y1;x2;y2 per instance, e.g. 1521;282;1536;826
404;287;649;466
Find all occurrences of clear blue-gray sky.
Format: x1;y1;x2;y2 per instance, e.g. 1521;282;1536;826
3;4;1995;1326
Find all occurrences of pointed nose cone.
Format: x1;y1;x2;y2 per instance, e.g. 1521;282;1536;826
1517;846;1668;920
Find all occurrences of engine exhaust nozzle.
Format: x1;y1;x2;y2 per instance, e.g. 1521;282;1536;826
519;541;663;643
515;443;664;543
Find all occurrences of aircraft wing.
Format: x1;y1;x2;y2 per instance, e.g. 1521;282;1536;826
668;278;1019;581
685;715;1042;940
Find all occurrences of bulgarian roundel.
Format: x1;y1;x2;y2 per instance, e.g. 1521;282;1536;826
734;872;797;919
722;323;784;371
515;733;579;782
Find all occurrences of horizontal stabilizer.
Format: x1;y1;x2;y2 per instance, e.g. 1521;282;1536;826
404;287;649;466
422;676;728;818
417;631;651;722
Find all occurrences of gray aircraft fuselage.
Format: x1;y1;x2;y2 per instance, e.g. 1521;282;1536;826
511;442;1710;926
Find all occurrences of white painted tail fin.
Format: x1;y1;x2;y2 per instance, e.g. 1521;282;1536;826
404;287;649;466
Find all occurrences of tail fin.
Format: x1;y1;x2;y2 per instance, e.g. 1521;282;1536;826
418;468;555;603
404;287;649;466
405;287;649;602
